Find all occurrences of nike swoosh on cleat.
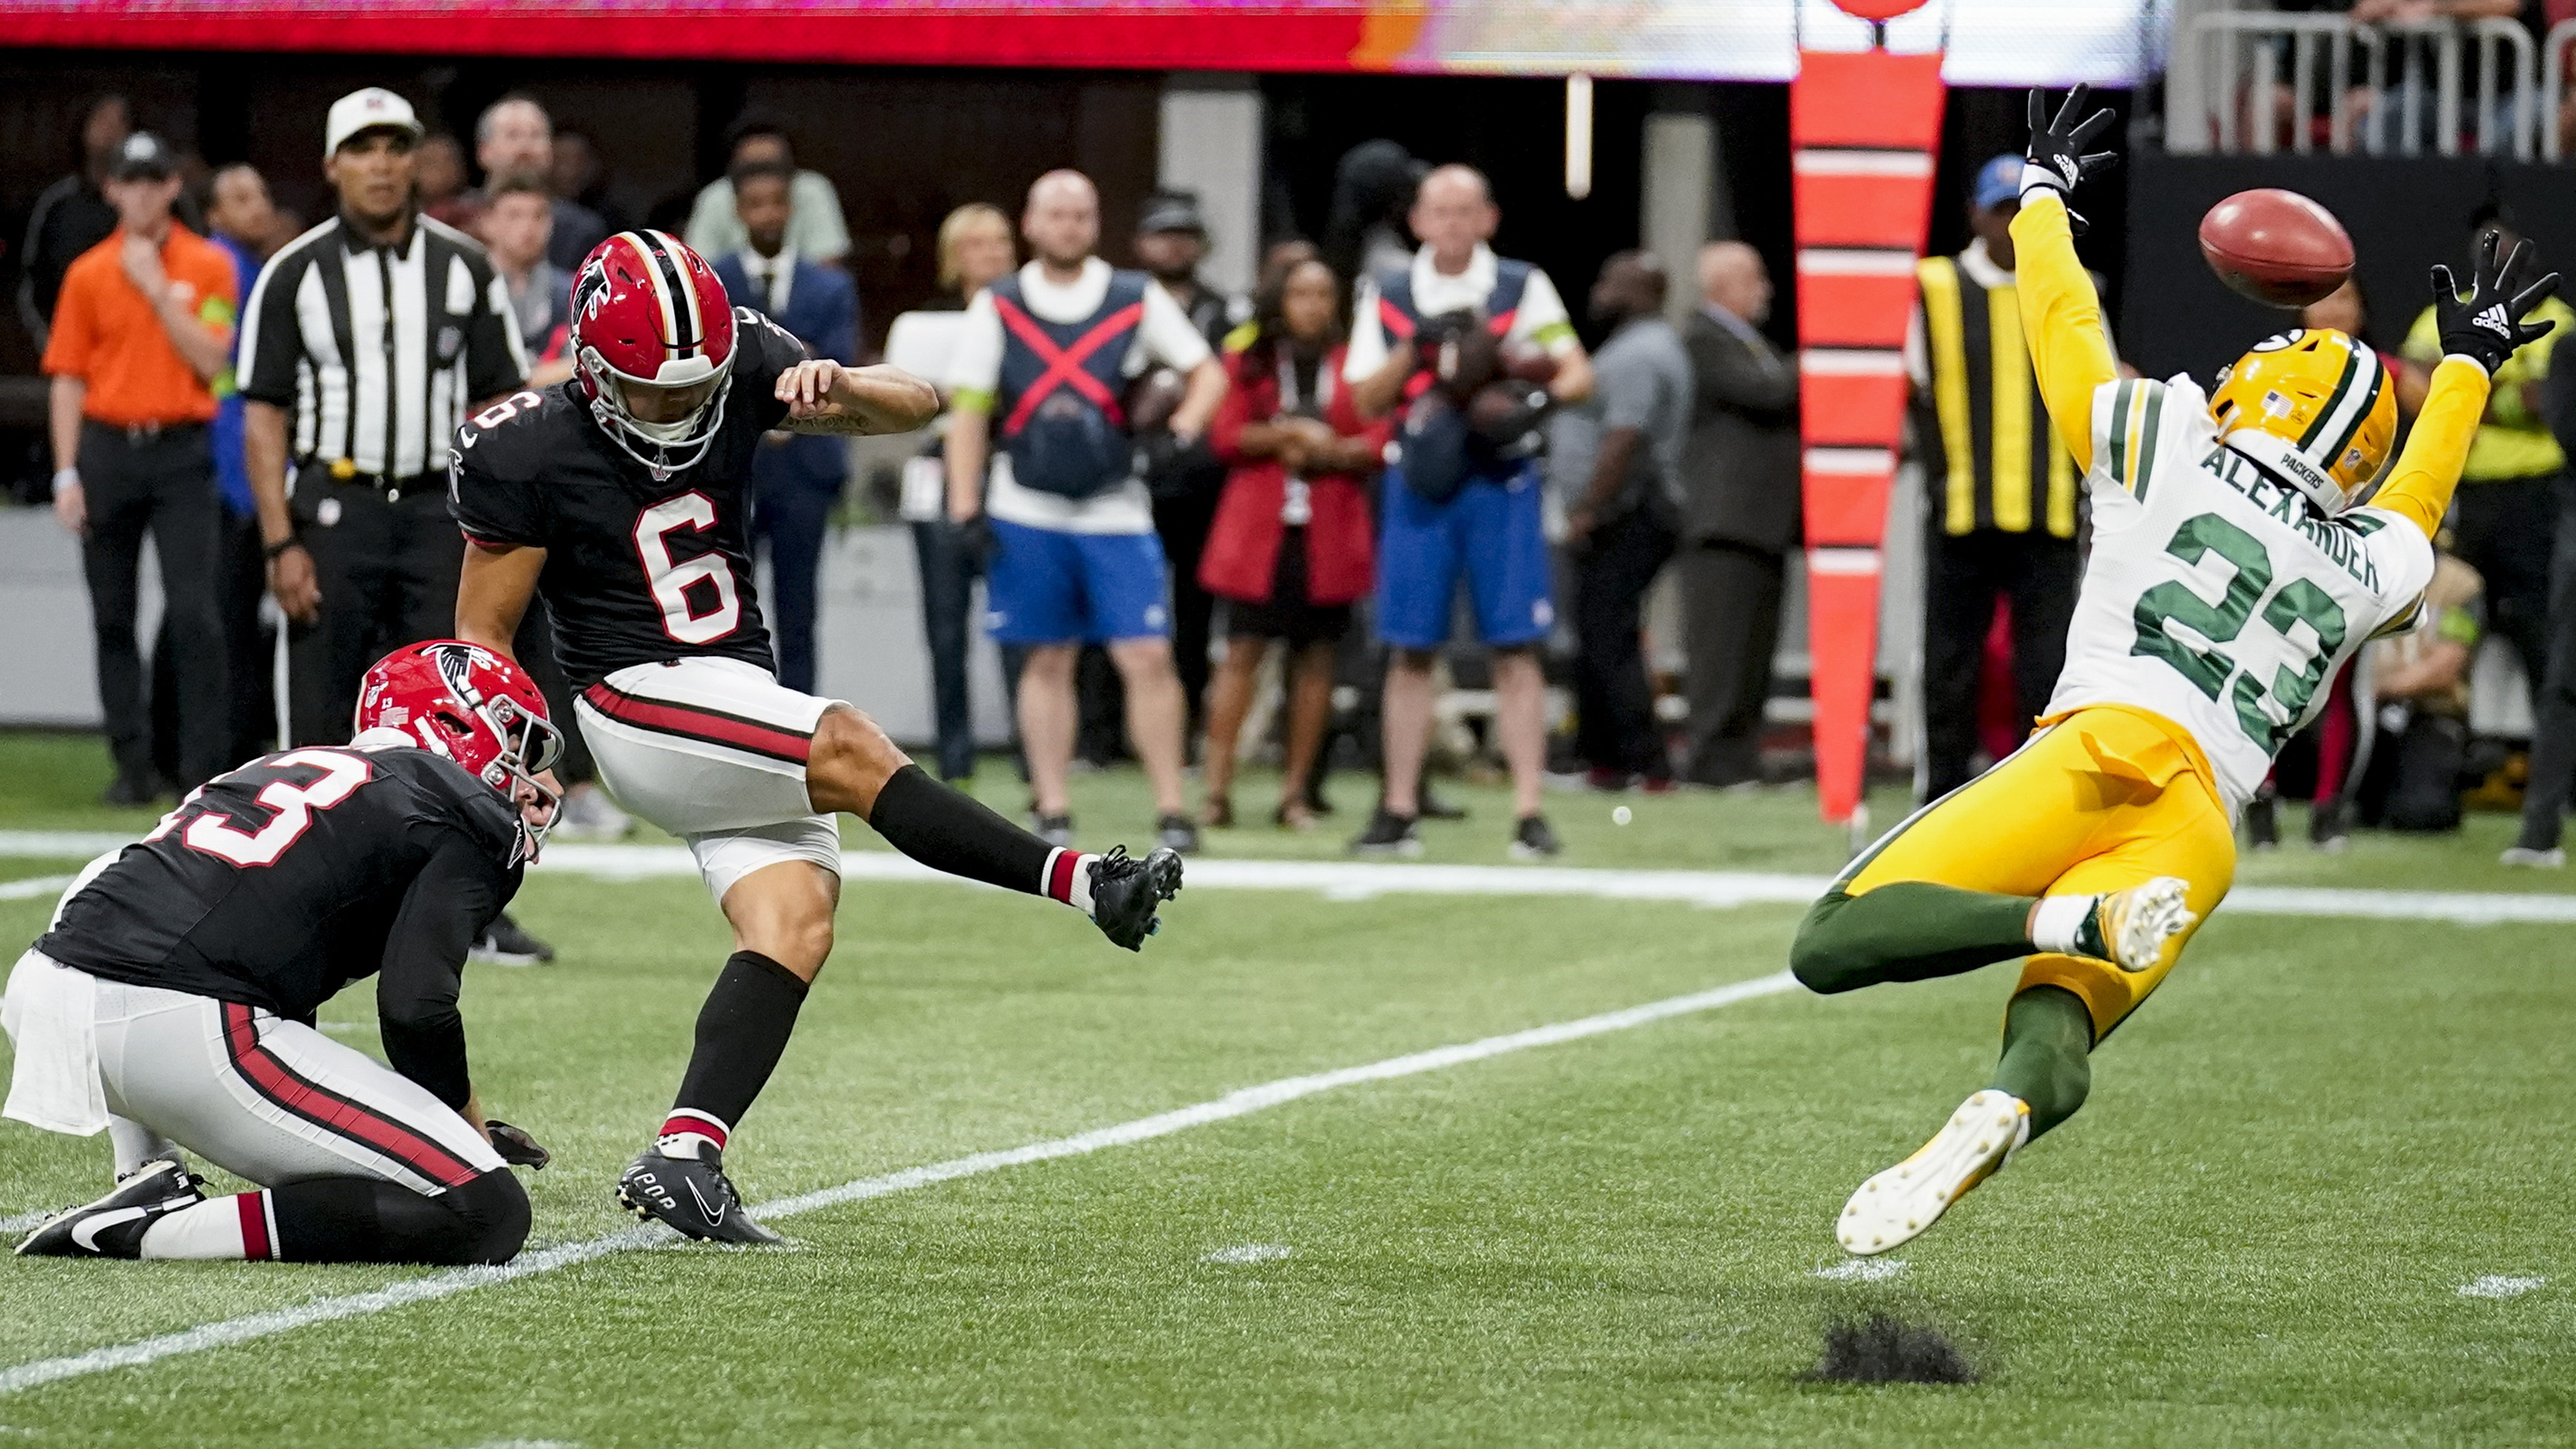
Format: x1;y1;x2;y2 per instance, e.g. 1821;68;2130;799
684;1179;727;1225
69;1207;147;1254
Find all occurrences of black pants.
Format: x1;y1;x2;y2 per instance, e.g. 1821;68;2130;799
1678;542;1787;788
751;475;836;696
1155;486;1221;738
78;421;228;789
152;506;273;780
2515;475;2576;850
285;472;465;746
2452;475;2558;699
1569;507;1678;777
912;518;981;782
1919;529;2081;800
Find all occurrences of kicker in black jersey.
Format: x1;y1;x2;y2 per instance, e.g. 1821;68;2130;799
446;307;809;689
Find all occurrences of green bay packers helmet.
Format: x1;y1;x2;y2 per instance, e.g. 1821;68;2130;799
2207;328;2396;515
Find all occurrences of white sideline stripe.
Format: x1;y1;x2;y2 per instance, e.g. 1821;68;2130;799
4;832;2572;925
2458;1274;2546;1298
0;971;1800;1396
0;877;72;903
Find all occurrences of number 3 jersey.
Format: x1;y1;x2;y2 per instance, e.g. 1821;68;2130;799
2045;373;2436;814
447;309;809;690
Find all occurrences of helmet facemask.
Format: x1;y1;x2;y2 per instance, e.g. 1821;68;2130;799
578;349;734;483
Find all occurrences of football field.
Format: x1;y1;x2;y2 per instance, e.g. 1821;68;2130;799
0;736;2571;1447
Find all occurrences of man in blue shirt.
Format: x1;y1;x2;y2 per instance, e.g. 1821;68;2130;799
712;159;860;697
203;163;277;765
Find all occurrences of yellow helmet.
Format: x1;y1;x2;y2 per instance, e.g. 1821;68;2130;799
2208;328;2396;514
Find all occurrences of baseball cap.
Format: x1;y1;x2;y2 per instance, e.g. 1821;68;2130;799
1972;153;2023;212
107;132;176;182
325;87;423;161
1138;189;1208;237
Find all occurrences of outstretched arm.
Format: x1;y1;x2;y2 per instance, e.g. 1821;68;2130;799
2375;234;2556;538
2010;87;2123;473
779;358;940;437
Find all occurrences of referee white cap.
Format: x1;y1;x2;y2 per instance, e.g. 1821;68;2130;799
324;87;424;161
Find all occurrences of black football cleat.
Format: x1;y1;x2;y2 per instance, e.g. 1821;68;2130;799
615;1146;782;1245
16;1159;204;1259
1088;844;1183;951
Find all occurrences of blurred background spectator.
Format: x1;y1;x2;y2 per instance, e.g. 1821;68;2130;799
550;126;635;235
19;94;135;353
415;132;475;230
1200;253;1384;831
476;171;575;389
685;112;851;267
713;157;858;696
1677;240;1796;791
1134;187;1237;748
2355;554;2487;832
1561;250;1687;792
42;132;236;803
1908;155;2094;803
199;161;280;769
473;95;606;271
2508;302;2576;865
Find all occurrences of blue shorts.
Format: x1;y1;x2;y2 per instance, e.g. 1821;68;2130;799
984;520;1171;645
1374;461;1556;650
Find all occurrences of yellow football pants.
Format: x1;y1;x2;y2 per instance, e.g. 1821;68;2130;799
1844;705;2238;1037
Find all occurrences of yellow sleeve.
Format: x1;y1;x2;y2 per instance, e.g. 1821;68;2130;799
2008;193;2120;474
2371;356;2491;539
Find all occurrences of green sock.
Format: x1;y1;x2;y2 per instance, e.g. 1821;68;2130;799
1991;986;2094;1140
1790;882;2039;994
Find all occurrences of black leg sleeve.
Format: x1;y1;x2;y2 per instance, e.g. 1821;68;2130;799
867;763;1057;897
269;1168;528;1265
673;950;812;1131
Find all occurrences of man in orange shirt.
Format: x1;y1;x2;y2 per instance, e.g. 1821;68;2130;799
42;132;239;803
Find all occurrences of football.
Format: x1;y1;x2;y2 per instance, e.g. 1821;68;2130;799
2198;188;2355;308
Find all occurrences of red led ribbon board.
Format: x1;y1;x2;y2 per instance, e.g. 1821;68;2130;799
1790;47;1943;824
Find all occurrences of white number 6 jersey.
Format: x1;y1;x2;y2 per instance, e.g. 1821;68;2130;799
2043;374;2437;814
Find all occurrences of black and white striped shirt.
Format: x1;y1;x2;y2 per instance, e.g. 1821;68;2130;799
238;211;528;482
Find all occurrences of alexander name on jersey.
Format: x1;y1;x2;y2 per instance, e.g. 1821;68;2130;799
447;307;809;689
2195;439;2390;597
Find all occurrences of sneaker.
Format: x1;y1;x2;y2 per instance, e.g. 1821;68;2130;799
1155;814;1201;855
1509;814;1562;860
2072;877;2197;973
1349;808;1424;857
2309;797;2352;853
1087;844;1184;951
100;773;164;809
16;1159;204;1259
471;913;555;967
552;784;633;841
2243;792;2279;851
1031;812;1075;849
2501;845;2566;869
616;1145;781;1245
1837;1091;2029;1256
1584;768;1633;792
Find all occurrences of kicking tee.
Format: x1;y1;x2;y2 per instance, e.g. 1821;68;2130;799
2043;373;2437;813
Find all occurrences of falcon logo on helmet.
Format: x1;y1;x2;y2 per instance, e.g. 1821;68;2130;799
354;640;564;861
2207;327;2395;515
570;230;738;481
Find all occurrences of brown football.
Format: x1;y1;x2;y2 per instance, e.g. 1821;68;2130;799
2198;189;2354;309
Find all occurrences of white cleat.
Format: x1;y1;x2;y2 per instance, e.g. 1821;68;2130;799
2093;876;2196;974
1837;1091;2031;1256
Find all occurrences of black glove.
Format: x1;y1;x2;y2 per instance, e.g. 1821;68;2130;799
484;1119;549;1170
2432;231;2561;376
954;510;999;569
2023;85;2120;234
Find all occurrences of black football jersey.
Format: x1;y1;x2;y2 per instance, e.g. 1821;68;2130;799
36;743;525;1108
447;307;810;689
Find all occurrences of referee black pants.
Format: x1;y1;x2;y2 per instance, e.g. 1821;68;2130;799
1919;528;2081;802
286;473;466;746
77;421;229;791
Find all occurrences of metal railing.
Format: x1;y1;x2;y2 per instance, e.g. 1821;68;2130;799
2540;17;2576;159
2188;11;2537;160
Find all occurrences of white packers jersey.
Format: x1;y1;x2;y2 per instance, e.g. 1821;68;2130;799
2043;374;2436;814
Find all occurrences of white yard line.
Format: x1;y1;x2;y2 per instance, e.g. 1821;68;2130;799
0;1213;52;1235
1;832;2568;924
0;970;1799;1397
0;877;73;903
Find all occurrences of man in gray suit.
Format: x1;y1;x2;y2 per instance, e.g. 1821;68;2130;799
1677;241;1799;788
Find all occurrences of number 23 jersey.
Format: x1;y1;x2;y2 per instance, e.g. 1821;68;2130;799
2045;373;2436;814
446;308;808;689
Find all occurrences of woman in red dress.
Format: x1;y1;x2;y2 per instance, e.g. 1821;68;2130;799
1199;258;1389;830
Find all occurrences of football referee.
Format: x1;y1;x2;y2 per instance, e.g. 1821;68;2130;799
238;87;528;746
239;87;554;965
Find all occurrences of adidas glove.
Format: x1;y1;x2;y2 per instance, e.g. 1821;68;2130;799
2432;230;2560;376
2021;85;2119;233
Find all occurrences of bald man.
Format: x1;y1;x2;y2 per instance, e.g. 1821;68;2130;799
471;95;603;272
1345;164;1595;860
944;169;1227;854
1678;241;1799;788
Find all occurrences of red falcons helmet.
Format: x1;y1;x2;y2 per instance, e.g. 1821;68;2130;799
570;230;738;480
354;640;563;859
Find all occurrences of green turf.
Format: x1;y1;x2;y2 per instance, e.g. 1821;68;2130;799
0;737;2572;1445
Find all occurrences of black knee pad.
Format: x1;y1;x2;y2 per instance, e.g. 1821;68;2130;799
441;1168;532;1265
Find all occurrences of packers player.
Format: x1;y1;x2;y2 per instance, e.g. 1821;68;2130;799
1795;87;2560;1256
